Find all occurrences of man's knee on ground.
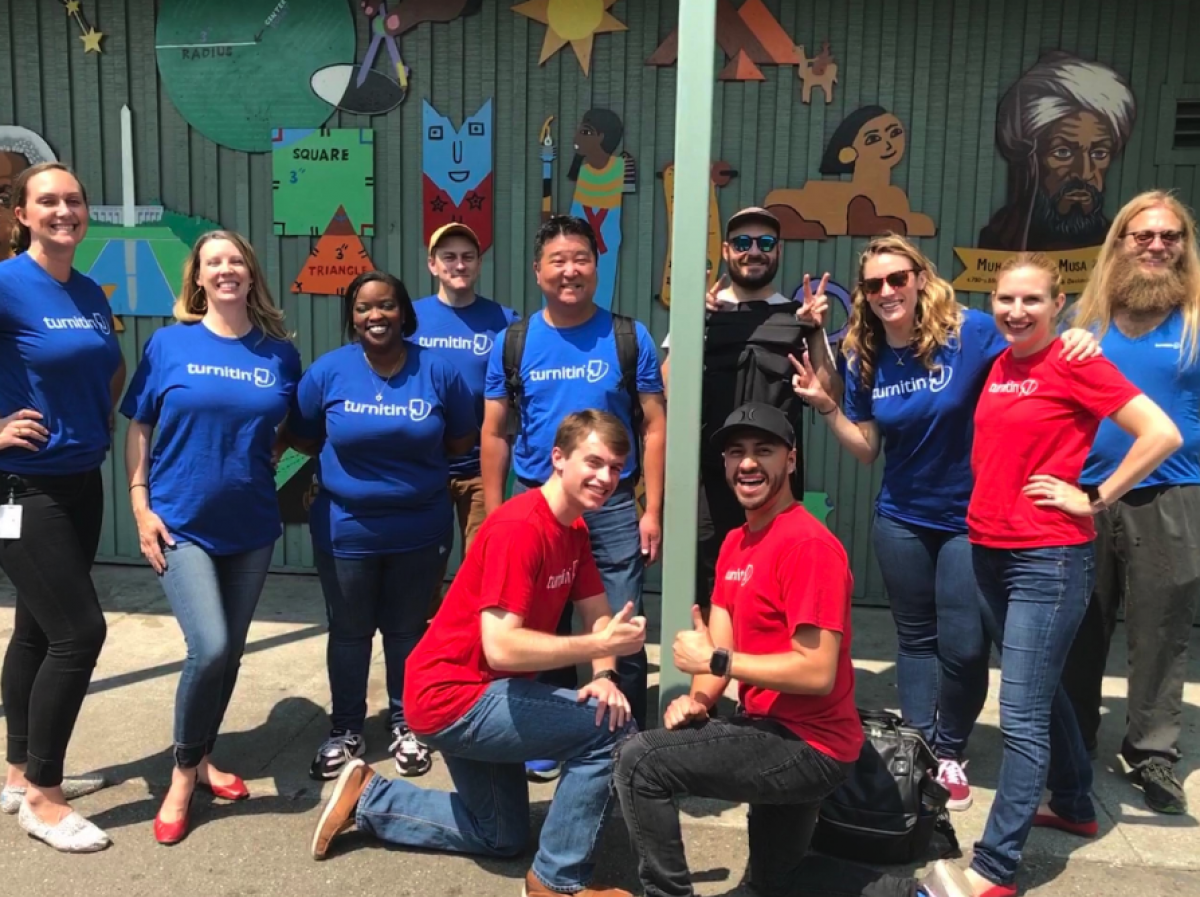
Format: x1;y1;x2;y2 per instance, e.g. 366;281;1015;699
613;730;662;787
483;817;530;858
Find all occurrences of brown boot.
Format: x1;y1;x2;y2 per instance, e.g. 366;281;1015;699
522;870;632;897
311;758;376;860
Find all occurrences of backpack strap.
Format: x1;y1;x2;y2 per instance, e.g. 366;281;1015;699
611;313;644;472
502;317;532;438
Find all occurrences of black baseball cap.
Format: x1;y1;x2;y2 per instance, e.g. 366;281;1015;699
711;402;796;450
725;206;781;238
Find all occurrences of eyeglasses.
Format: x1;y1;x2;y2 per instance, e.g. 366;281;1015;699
1122;229;1184;247
861;269;919;295
728;234;779;254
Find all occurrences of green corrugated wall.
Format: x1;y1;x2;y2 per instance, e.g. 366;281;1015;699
2;0;1197;603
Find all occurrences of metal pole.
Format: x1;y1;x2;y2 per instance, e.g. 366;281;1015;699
659;0;717;713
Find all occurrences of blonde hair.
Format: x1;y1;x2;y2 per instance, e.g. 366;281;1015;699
174;230;289;341
995;251;1064;295
1073;190;1200;365
7;162;89;256
841;235;963;388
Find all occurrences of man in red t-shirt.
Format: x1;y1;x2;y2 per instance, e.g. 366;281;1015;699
614;403;965;897
310;410;646;897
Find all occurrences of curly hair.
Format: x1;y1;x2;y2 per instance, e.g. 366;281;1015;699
841;235;963;389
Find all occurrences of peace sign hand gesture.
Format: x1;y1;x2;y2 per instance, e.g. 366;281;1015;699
789;352;837;415
705;273;733;312
796;273;830;328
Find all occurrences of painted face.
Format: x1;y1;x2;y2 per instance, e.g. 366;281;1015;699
852;113;906;170
860;252;926;330
991;266;1064;353
15;168;88;250
573;120;605;158
553;431;624;511
722;433;794;512
0;151;30;208
196;238;252;309
428;235;481;293
1121;207;1186;274
535;234;598;308
1039;112;1114;216
723;224;780;290
422;99;493;204
352;280;405;352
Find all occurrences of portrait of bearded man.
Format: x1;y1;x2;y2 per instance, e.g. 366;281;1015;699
979;51;1137;252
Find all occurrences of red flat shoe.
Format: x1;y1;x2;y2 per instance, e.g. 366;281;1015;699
1033;811;1098;838
978;885;1018;897
154;796;192;846
200;775;249;801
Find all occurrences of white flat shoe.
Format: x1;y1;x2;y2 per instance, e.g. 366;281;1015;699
18;802;111;853
919;860;973;897
1;774;109;815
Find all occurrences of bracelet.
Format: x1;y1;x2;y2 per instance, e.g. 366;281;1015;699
818;404;837;416
129;483;149;492
592;669;619;684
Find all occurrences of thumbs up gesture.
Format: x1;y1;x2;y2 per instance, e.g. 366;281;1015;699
673;605;717;675
600;601;648;658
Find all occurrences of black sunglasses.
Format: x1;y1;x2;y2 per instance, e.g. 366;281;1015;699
728;234;779;254
861;269;920;295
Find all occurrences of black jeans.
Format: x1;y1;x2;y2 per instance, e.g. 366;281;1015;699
614;716;918;897
0;470;107;787
1062;484;1200;766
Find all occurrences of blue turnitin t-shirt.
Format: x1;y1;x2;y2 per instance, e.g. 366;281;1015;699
1083;308;1200;488
0;253;122;475
292;343;476;558
484;308;663;485
411;294;518;479
843;308;1009;532
120;322;301;554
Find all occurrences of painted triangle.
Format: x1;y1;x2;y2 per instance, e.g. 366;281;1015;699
291;209;375;296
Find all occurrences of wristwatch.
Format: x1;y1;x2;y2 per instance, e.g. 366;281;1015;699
1083;485;1109;514
592;669;619;684
709;648;731;678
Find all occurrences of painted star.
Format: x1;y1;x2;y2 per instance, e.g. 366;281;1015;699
80;28;105;53
512;0;627;76
64;1;81;13
429;196;447;213
466;192;485;210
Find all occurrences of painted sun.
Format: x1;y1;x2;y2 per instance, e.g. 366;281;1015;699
513;0;628;76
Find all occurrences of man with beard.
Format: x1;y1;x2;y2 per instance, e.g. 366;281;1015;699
978;51;1136;252
1062;191;1200;815
661;207;832;612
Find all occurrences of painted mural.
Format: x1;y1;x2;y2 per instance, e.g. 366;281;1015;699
422;99;495;253
514;0;628;77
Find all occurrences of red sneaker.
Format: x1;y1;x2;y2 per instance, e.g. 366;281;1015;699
937;758;973;811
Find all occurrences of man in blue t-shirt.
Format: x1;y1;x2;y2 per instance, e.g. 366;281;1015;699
482;216;666;758
412;224;518;573
1064;193;1200;816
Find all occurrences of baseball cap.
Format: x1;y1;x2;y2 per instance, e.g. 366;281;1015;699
725;206;781;238
428;223;481;254
710;402;796;450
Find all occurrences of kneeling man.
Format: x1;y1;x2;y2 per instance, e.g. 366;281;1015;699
313;410;646;897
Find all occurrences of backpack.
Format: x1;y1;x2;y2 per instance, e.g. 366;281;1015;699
811;710;959;865
502;313;644;473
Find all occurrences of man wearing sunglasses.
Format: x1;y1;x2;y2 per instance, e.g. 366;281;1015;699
661;207;836;616
1062;191;1200;816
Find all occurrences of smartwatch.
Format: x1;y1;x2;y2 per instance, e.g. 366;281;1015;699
709;647;731;678
592;669;619;684
1083;484;1108;513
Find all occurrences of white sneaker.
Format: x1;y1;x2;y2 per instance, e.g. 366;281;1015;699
18;802;111;853
1;774;109;815
390;727;432;777
936;758;973;811
919;860;973;897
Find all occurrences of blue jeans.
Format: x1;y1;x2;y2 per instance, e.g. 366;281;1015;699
314;535;450;732
159;540;274;769
971;544;1096;887
871;514;989;758
515;479;648;728
356;677;633;891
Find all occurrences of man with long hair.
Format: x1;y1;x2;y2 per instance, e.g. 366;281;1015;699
1064;190;1200;814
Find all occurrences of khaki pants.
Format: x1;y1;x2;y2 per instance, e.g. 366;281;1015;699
429;474;488;617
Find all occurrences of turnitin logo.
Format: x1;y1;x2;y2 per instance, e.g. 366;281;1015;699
724;564;754;586
872;365;953;401
546;561;579;590
186;364;277;388
344;398;433;420
530;359;610;384
418;334;493;357
988;379;1038;396
43;313;111;335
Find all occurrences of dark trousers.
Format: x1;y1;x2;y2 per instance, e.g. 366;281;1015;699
1062;484;1200;766
614;716;918;897
696;460;748;608
0;470;107;787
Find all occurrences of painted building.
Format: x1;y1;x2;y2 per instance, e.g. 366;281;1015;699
3;0;1198;604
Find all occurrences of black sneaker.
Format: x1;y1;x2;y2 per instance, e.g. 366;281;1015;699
310;730;366;781
390;727;432;777
1135;758;1188;815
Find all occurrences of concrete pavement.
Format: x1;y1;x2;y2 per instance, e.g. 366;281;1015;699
0;565;1198;896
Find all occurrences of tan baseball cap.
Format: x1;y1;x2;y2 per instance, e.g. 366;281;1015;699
725;206;781;237
428;223;481;254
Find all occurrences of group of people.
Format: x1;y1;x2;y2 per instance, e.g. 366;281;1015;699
0;157;1195;897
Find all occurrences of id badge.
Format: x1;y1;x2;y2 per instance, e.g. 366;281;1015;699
0;503;22;540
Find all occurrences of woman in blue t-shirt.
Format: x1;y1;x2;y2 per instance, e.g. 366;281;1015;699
0;163;124;853
291;271;476;783
790;235;1097;812
121;231;301;845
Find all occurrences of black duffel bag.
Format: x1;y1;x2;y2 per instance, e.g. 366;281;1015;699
811;709;959;864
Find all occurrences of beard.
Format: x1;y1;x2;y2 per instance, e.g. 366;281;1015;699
1026;179;1111;249
1111;254;1188;315
725;464;789;512
728;254;779;291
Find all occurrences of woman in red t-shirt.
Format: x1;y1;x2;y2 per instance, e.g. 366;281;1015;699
961;253;1181;897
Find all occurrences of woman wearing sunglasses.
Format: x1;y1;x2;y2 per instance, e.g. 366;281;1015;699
790;235;1097;812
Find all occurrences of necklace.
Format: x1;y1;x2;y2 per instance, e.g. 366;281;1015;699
888;344;908;366
363;346;406;402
